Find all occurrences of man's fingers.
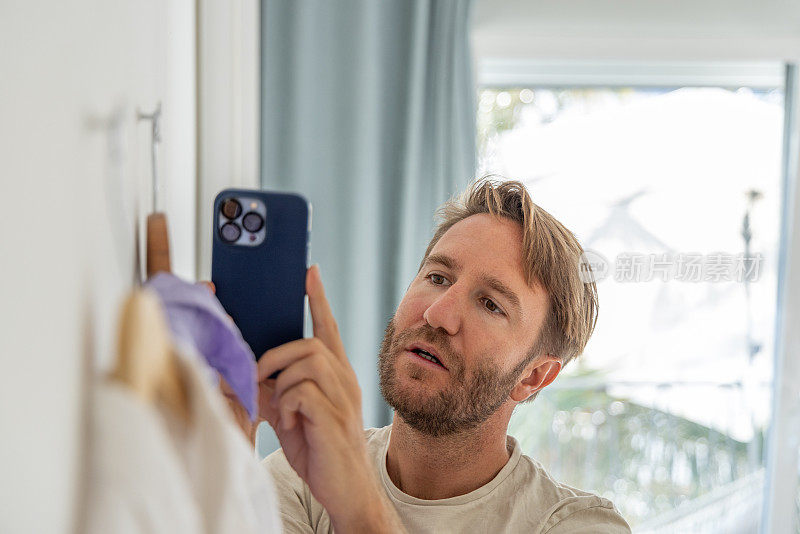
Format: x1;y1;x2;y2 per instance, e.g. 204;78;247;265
257;338;320;381
258;379;279;426
306;265;346;360
276;380;336;431
257;337;351;386
218;375;255;442
271;352;347;409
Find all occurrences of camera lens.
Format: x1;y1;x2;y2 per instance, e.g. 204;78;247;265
242;212;264;233
221;199;242;220
220;222;242;243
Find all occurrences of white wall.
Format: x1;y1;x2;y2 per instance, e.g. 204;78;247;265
473;0;800;62
196;0;261;280
0;2;195;532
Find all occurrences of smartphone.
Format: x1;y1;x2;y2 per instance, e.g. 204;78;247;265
211;189;311;374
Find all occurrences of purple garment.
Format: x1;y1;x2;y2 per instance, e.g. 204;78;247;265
145;273;258;420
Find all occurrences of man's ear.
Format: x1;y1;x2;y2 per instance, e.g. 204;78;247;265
510;355;561;402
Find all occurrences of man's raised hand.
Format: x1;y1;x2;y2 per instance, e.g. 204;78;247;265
258;265;404;533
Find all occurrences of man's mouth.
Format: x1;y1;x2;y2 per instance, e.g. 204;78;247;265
408;346;447;370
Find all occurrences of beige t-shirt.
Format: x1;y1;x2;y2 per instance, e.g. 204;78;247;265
264;425;631;533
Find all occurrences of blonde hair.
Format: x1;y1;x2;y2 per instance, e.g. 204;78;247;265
421;177;598;371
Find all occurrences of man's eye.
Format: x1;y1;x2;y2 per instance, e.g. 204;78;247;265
483;298;502;314
429;274;447;285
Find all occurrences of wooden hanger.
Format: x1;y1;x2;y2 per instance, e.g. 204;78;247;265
146;212;171;277
110;290;189;420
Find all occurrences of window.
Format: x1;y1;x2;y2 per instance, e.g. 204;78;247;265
478;65;785;530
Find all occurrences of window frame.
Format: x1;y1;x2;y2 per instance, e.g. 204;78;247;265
477;59;799;532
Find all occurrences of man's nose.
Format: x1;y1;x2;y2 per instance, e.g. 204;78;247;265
422;286;462;336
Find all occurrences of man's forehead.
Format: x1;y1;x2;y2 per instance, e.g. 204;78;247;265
429;214;525;275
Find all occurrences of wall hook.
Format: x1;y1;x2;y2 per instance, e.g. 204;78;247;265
137;103;162;212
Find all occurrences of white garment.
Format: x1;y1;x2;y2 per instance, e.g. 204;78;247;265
265;425;630;534
86;352;282;534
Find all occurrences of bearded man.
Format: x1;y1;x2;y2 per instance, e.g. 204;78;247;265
255;179;630;533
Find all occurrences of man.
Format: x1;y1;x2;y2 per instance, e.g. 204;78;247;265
254;179;630;533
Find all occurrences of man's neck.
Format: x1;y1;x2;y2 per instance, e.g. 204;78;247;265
384;408;514;500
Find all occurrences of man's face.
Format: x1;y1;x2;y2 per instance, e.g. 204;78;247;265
379;214;550;436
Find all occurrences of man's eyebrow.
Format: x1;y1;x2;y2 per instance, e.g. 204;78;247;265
480;274;522;315
424;253;522;315
423;253;462;271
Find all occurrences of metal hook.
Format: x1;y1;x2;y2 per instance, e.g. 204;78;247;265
137;103;162;212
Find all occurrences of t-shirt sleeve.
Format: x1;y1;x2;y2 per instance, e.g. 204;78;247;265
262;449;316;534
543;497;631;534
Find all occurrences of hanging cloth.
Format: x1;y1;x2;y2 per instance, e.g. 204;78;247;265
86;341;281;534
145;272;258;420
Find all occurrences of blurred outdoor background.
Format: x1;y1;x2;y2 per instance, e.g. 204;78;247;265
481;85;782;530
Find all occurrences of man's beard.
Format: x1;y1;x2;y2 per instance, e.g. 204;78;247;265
378;316;529;437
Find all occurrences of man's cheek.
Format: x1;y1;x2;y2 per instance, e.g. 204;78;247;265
395;294;431;327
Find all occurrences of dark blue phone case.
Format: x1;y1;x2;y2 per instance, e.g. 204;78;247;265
211;189;310;362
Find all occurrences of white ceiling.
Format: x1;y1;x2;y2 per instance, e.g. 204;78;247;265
472;0;800;61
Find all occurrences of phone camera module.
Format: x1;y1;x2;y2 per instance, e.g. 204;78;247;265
242;212;264;233
220;222;242;243
221;199;242;220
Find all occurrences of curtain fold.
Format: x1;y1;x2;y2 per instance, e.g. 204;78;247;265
259;0;476;455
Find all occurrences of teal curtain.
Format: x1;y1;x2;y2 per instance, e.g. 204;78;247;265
258;0;476;455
